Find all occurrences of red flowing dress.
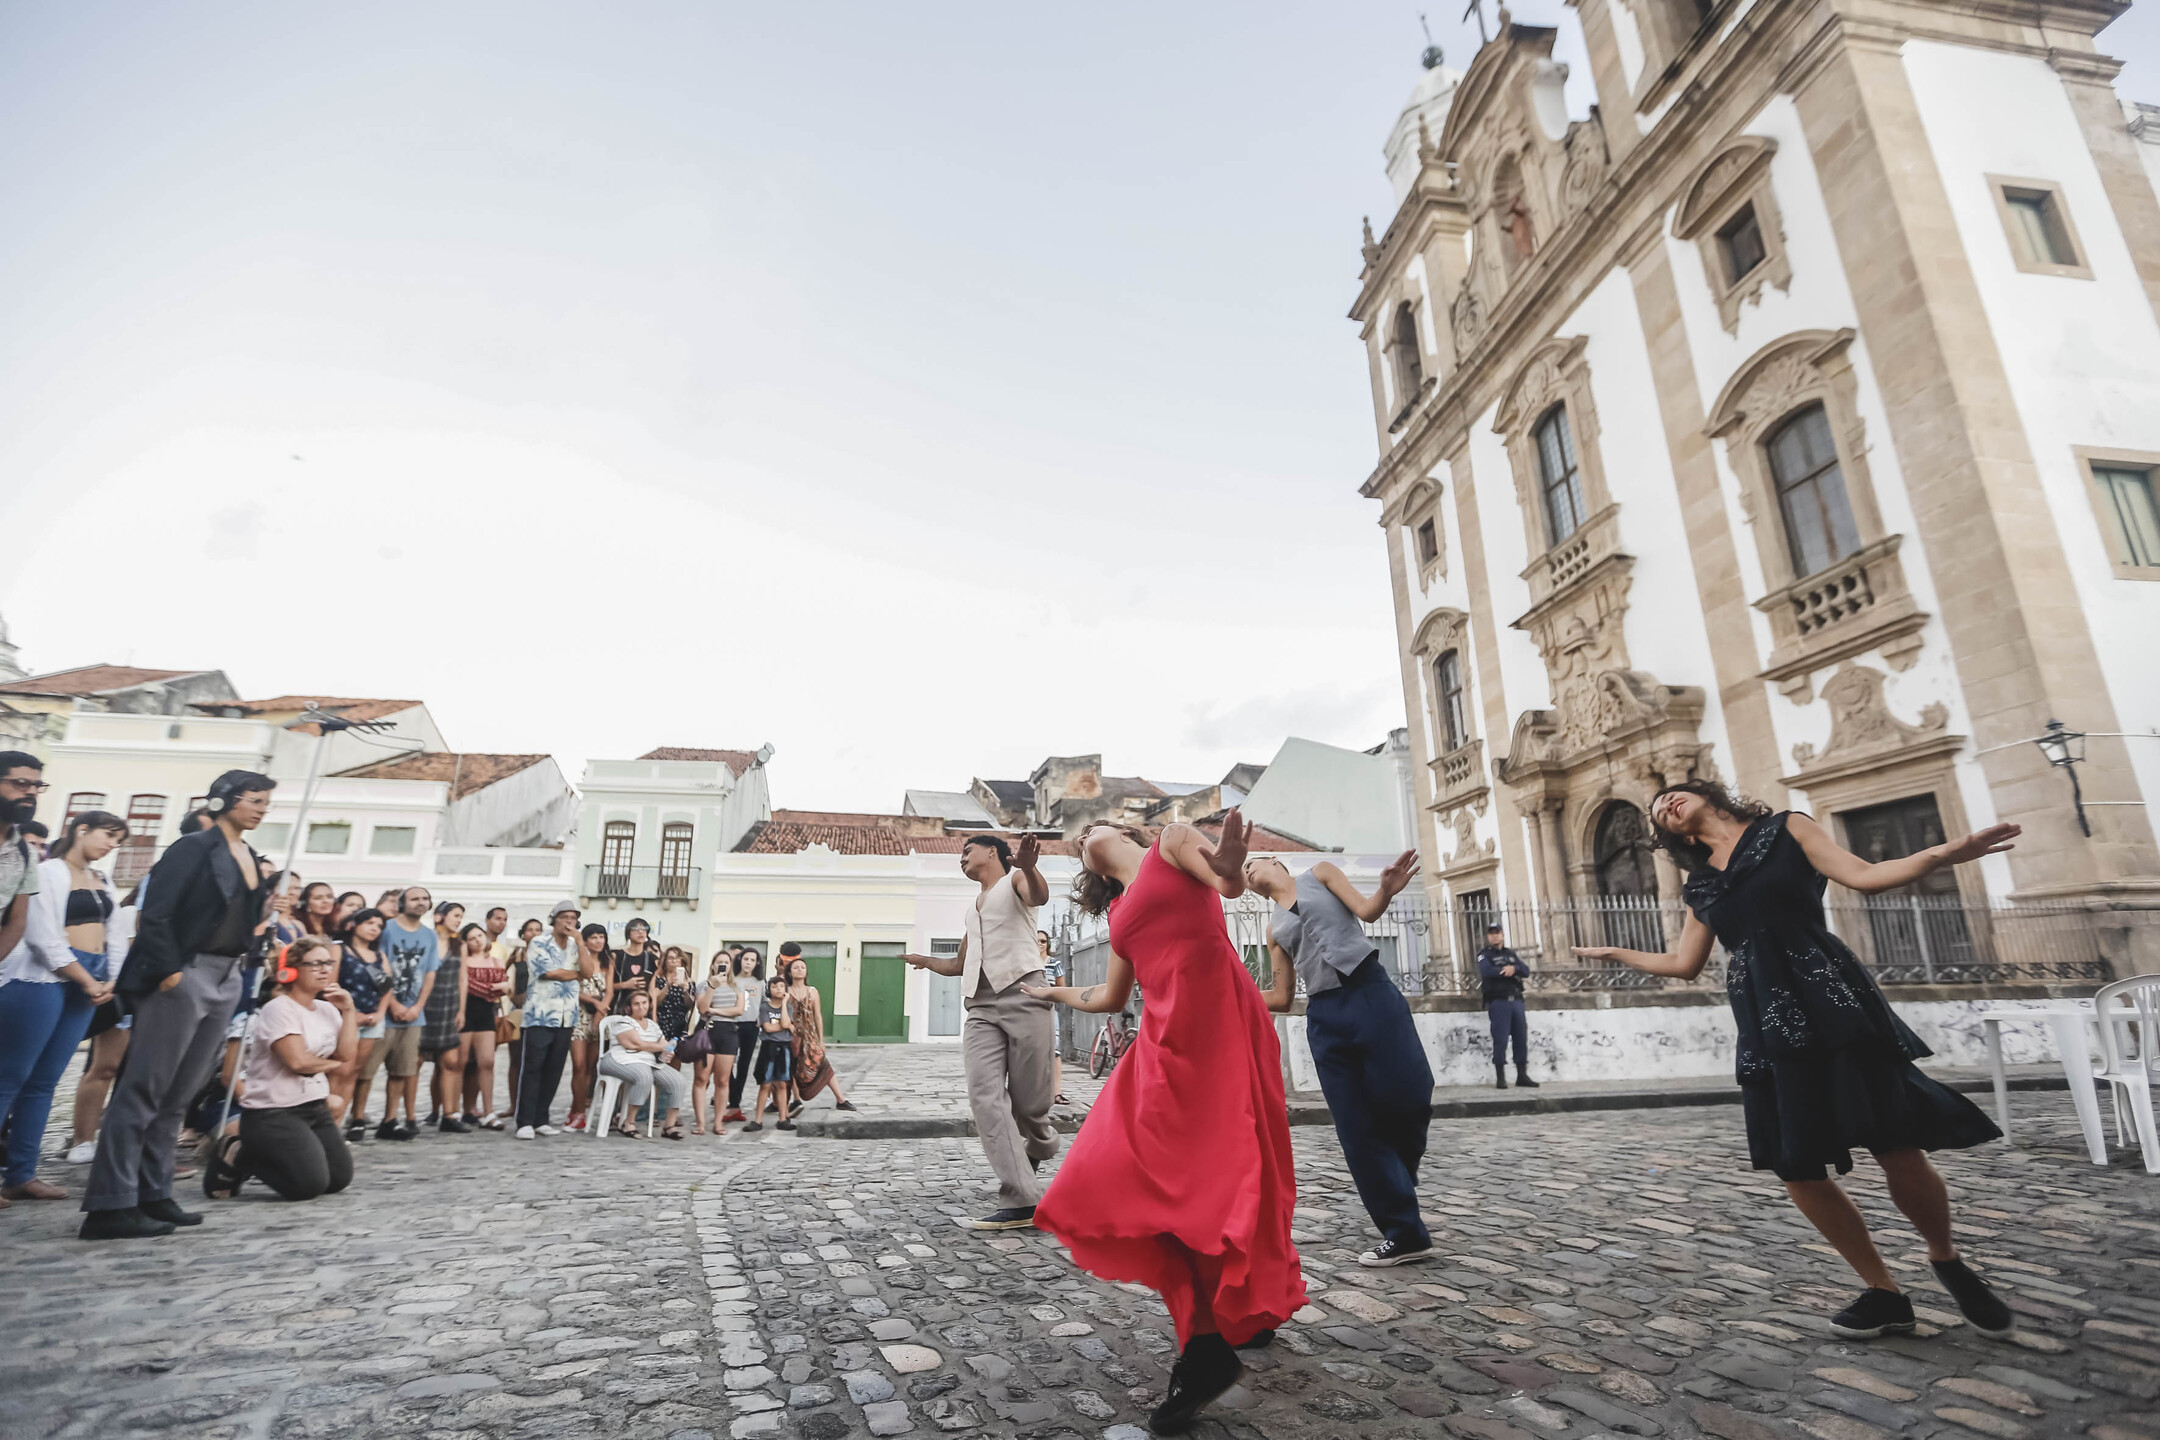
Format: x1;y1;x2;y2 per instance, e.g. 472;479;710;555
1034;845;1305;1347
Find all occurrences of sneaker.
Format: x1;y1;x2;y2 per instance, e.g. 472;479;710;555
79;1206;176;1241
535;1124;561;1136
344;1121;368;1142
1234;1330;1275;1350
1360;1235;1435;1268
724;1108;746;1123
964;1206;1038;1231
375;1118;399;1141
438;1116;470;1134
390;1121;417;1141
776;1120;797;1132
835;1100;857;1111
1932;1258;2015;1337
1148;1333;1242;1435
741;1122;764;1133
514;1126;536;1140
1829;1287;1917;1338
65;1141;96;1165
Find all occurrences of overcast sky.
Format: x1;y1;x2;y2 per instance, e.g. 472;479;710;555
3;3;2153;811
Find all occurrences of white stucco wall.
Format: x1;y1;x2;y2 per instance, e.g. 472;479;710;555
1904;41;2160;823
1282;995;2077;1090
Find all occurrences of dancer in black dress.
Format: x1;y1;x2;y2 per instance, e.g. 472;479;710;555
1577;780;2018;1341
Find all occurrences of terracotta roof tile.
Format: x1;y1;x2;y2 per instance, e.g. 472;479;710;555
0;664;199;696
335;752;550;799
639;747;762;776
215;695;422;720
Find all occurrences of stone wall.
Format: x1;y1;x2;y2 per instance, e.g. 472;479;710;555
1279;986;2095;1091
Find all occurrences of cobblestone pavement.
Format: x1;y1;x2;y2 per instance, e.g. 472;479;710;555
2;1094;2155;1440
822;1044;1111;1125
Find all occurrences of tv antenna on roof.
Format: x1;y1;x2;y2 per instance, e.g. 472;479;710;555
1462;0;1490;46
1420;13;1446;68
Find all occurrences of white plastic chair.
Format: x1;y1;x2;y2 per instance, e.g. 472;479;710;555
2092;973;2160;1175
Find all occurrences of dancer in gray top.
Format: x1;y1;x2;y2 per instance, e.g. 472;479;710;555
1248;850;1434;1267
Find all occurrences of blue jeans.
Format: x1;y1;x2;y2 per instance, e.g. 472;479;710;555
0;966;99;1186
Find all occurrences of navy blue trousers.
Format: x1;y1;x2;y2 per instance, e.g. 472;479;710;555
1306;957;1433;1246
1487;997;1528;1067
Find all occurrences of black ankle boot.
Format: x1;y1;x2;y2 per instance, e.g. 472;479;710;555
1514;1068;1539;1088
1149;1333;1241;1435
1494;1064;1508;1090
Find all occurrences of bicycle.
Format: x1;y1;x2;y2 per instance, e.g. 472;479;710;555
1089;1008;1137;1079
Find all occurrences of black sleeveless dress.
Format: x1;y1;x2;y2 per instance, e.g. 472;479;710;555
1684;812;2000;1181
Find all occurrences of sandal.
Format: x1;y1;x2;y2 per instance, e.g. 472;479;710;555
202;1135;244;1201
663;1126;684;1141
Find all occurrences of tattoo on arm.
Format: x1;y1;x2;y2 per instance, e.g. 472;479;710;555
1081;985;1100;1006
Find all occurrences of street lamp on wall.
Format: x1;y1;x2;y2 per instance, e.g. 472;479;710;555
2032;718;2090;837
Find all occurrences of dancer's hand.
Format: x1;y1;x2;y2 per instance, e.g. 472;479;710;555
1206;809;1250;885
1571;947;1616;965
1020;983;1062;1004
1379;848;1420;899
1016;833;1041;873
1938;823;2020;866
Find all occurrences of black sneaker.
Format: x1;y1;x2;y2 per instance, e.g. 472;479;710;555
1514;1070;1540;1088
140;1197;203;1227
1830;1287;1917;1338
1932;1258;2015;1337
741;1122;764;1133
963;1206;1038;1231
1360;1234;1435;1268
390;1121;417;1141
776;1120;797;1132
1149;1332;1242;1435
1235;1330;1275;1350
79;1206;176;1241
375;1118;398;1141
438;1116;471;1134
344;1121;367;1142
835;1100;857;1111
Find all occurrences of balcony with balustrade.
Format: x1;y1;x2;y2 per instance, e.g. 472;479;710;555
581;864;705;908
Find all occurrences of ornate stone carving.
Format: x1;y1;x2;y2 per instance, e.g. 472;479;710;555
1788;664;1949;770
1450;280;1485;356
1558;121;1608;221
1444;795;1494;865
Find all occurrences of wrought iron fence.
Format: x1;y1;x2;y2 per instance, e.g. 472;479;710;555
1048;888;2111;1034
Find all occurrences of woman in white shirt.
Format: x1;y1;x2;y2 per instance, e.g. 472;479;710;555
204;935;357;1202
597;990;686;1139
0;812;124;1201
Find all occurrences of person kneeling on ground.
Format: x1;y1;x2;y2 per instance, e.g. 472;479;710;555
205;935;357;1202
596;990;687;1139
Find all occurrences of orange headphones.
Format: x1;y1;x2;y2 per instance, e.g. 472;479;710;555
276;943;298;985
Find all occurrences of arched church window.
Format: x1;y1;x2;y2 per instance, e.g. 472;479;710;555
1534;404;1587;545
1767;403;1860;579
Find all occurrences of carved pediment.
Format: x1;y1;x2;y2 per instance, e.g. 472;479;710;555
1705;328;1855;441
1788;664;1954;776
1412;605;1471;657
1673;136;1777;241
1558;121;1609;222
1494;334;1590;433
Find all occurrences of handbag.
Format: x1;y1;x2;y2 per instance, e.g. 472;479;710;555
676;1020;713;1063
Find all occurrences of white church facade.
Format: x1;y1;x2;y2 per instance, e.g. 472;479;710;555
1354;0;2160;970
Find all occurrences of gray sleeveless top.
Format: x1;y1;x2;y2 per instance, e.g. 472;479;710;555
1269;869;1379;999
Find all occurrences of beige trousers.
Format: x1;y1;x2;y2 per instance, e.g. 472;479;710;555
964;969;1059;1209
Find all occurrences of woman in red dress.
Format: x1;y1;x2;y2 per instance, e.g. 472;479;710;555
1027;813;1305;1436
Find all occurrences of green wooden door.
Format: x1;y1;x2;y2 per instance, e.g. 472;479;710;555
797;942;837;1038
858;942;907;1040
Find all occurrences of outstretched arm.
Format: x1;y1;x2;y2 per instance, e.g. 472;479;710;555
1261;939;1296;1014
1011;834;1049;907
1786;811;2018;895
1575;911;1715;979
1315;850;1421;923
1161;815;1248;899
1023;950;1135;1014
903;936;965;976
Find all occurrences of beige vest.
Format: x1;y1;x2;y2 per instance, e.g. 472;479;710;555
961;870;1041;999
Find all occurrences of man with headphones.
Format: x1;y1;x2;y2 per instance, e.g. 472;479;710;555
81;769;278;1240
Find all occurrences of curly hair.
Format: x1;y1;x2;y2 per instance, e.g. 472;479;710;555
1070;823;1152;917
1647;779;1774;872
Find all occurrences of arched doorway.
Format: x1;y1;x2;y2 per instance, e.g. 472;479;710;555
1592;803;1662;953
